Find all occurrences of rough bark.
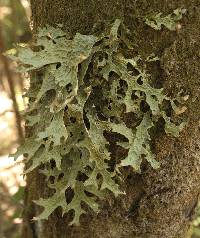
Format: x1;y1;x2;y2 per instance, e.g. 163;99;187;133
23;1;200;238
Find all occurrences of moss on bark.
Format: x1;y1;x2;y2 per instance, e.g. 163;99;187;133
23;1;200;237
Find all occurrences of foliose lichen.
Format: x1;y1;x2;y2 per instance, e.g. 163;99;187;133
8;17;186;225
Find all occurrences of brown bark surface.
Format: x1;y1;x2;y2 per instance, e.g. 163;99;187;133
23;1;200;237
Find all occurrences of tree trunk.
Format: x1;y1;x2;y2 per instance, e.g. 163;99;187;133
23;1;200;237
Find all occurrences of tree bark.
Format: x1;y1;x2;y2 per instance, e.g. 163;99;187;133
23;1;200;237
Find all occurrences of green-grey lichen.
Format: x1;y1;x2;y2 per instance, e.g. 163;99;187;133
8;19;185;225
145;8;186;31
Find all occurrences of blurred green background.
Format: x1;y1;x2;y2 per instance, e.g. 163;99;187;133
0;1;199;237
0;0;30;237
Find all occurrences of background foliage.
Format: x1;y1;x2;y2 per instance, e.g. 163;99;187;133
0;0;30;237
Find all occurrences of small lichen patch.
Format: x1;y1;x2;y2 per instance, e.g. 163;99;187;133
145;8;186;31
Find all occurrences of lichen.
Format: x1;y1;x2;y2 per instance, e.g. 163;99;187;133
145;8;186;31
8;19;185;226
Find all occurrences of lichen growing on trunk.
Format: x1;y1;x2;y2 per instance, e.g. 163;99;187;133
20;0;200;237
10;18;185;226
